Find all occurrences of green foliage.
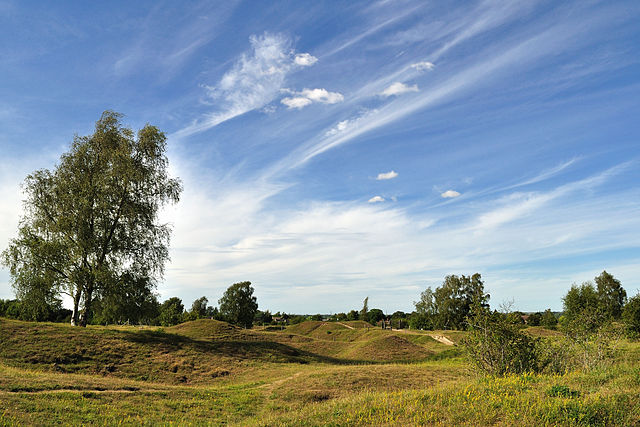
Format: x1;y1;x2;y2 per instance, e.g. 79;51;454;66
595;270;626;320
190;296;214;320
415;273;489;330
218;281;258;328
254;310;273;325
541;309;558;329
563;272;626;327
408;312;433;330
527;312;542;326
367;308;385;325
561;311;624;370
346;310;359;321
1;111;181;326
546;384;580;398
563;282;600;324
159;297;184;326
623;293;640;338
463;305;548;375
91;276;160;325
0;297;71;323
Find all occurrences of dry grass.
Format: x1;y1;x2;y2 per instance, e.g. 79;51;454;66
2;318;638;426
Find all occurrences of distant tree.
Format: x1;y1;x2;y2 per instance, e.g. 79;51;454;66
336;312;348;321
527;312;542;326
159;297;184;326
218;281;258;328
432;273;489;330
541;309;558;329
289;315;306;325
367;308;385;325
359;297;369;322
595;271;626;320
390;311;407;329
254;310;272;325
505;311;525;325
413;287;436;329
622;294;640;338
562;282;600;324
406;311;429;330
190;296;210;319
1;111;181;326
0;299;22;319
347;309;359;321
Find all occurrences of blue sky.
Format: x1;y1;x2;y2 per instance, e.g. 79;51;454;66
1;0;639;314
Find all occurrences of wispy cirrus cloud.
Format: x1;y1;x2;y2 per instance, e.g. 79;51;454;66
368;195;385;203
173;33;318;137
266;6;622;177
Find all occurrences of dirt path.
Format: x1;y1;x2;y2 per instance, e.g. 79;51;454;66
336;322;355;330
259;372;303;390
426;334;455;346
391;329;456;346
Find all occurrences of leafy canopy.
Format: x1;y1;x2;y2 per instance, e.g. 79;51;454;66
1;111;181;326
218;281;258;329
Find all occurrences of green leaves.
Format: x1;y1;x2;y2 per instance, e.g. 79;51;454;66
219;281;258;329
1;111;181;326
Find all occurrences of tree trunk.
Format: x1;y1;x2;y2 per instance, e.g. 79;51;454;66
71;289;82;326
79;284;94;327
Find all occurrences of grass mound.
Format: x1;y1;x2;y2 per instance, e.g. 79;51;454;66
285;321;349;336
340;334;433;362
167;319;244;339
0;318;320;384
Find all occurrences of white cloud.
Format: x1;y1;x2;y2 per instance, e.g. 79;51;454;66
380;82;419;97
281;88;344;110
294;53;318;66
174;33;317;137
368;196;385;203
159;163;640;313
376;170;398;180
300;88;344;104
411;61;435;71
281;97;313;109
441;190;461;198
325;119;351;136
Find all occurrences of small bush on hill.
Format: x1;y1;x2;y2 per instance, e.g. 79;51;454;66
622;293;640;338
463;305;549;375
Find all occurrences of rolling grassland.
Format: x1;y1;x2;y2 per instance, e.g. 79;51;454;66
1;318;639;425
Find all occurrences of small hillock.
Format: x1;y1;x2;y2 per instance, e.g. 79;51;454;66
339;335;433;362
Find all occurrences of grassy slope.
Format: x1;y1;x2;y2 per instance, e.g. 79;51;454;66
1;318;639;425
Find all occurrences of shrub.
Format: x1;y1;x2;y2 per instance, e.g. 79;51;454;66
622;293;640;338
463;306;548;375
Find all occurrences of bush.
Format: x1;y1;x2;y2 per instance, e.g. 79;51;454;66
541;309;558;329
560;312;623;370
463;306;549;375
622;293;640;338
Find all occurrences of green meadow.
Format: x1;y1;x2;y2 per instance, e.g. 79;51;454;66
1;317;639;426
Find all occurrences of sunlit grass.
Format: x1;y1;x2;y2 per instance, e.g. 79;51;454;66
1;318;639;425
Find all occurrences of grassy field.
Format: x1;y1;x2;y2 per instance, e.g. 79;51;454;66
1;318;639;426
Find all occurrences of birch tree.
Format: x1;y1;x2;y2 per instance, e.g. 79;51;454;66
2;111;181;326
